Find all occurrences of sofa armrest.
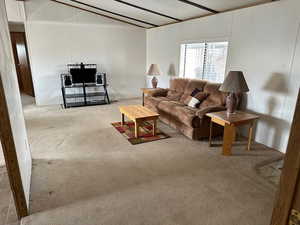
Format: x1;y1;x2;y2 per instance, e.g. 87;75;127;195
196;106;226;118
147;88;169;97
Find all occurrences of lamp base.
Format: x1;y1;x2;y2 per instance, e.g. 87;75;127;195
226;93;237;115
152;76;158;89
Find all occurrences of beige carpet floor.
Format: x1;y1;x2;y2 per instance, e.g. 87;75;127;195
0;165;19;225
21;98;283;225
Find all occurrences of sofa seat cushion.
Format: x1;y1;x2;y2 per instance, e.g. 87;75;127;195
158;101;201;128
144;96;171;108
167;90;183;101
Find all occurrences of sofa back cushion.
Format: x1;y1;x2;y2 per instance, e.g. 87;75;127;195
170;78;190;93
194;92;209;102
171;78;207;104
170;79;227;108
184;79;207;94
167;90;182;101
200;82;227;108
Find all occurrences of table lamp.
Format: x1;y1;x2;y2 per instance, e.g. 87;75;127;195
219;71;249;115
147;64;161;88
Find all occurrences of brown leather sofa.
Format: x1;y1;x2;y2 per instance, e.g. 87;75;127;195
144;78;227;140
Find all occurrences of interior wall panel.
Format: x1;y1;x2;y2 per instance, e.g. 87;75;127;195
1;0;32;209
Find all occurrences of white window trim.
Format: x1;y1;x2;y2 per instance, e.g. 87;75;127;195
180;37;229;45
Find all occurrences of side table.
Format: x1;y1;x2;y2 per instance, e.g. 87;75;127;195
206;111;259;156
141;88;162;106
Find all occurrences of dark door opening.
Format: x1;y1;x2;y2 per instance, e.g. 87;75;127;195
10;32;35;97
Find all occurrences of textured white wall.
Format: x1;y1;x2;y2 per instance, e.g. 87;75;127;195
1;0;32;206
5;0;25;22
24;0;146;105
147;0;300;153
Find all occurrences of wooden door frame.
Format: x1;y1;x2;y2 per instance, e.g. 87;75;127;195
10;32;23;92
10;31;35;97
0;74;28;219
270;88;300;225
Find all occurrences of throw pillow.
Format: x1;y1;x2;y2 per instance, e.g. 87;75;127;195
180;89;206;105
183;96;193;105
194;92;209;102
188;97;200;108
180;92;209;106
167;90;182;101
191;88;202;97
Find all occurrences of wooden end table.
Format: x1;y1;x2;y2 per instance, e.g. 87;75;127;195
141;88;163;106
119;105;160;138
206;111;259;156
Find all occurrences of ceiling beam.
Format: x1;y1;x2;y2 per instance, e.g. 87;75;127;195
112;0;182;22
50;0;147;28
67;0;158;27
178;0;219;14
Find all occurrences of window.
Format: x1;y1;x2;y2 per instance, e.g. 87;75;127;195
180;41;229;82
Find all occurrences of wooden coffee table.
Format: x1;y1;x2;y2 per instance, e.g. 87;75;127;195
206;111;259;156
119;105;160;138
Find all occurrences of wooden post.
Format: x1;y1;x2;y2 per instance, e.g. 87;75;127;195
121;113;125;126
222;124;236;156
209;120;213;147
142;92;145;106
0;75;28;219
247;122;254;151
270;89;300;225
135;121;139;138
153;120;157;136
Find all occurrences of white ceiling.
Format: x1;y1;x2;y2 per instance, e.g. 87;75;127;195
31;0;272;28
25;0;131;27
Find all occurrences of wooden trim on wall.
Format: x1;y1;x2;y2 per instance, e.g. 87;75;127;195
0;74;28;219
149;1;274;29
112;0;182;21
50;0;147;28
51;0;274;29
10;32;35;97
270;88;300;225
67;0;158;27
177;0;219;13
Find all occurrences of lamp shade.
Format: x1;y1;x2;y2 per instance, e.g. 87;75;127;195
147;64;161;76
219;71;249;93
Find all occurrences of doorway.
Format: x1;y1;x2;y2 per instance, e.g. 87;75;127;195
10;28;35;98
